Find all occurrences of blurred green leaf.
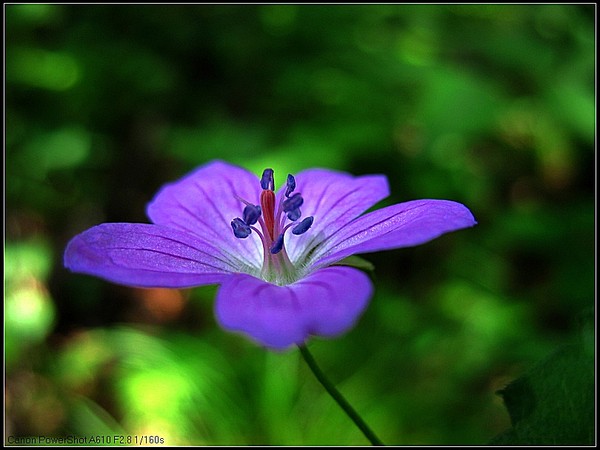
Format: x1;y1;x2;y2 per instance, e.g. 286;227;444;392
491;317;594;445
69;396;126;437
7;47;81;91
5;240;56;369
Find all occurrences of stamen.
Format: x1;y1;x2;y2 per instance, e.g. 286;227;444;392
260;168;275;191
287;208;301;221
270;233;285;254
283;193;303;212
283;192;303;221
231;218;252;238
285;174;296;197
292;216;314;235
243;204;261;226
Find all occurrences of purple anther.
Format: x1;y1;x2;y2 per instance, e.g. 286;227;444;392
292;216;314;235
287;208;301;221
283;193;303;212
231;218;252;239
260;168;275;191
243;204;261;226
285;174;296;198
270;233;285;254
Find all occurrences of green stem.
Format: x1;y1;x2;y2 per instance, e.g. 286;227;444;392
298;345;384;446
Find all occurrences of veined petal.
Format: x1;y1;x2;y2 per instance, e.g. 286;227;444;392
309;199;477;268
64;223;239;288
282;168;389;263
215;266;373;350
147;160;264;270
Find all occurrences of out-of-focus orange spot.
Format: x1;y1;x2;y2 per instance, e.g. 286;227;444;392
133;288;186;323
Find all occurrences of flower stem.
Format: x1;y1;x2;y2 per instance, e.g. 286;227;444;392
298;345;384;446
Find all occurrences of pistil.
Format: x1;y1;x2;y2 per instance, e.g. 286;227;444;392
260;189;276;240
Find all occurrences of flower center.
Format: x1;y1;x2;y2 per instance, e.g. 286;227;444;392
231;168;314;285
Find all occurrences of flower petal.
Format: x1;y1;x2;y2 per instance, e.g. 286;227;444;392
146;160;264;270
310;199;477;268
215;266;373;350
64;223;237;288
282;168;389;263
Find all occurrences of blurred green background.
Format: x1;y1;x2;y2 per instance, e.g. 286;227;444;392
5;4;595;445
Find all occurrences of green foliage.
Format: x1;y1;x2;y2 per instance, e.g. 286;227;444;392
5;4;594;445
5;240;56;370
492;312;594;445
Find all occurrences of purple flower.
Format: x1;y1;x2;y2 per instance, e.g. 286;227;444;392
64;160;476;350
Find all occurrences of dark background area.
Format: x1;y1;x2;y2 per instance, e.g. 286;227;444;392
5;4;595;445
